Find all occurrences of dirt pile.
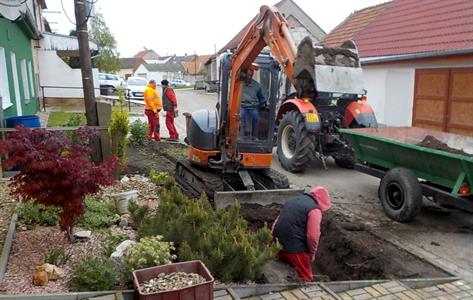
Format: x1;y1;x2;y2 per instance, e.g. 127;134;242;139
417;135;472;157
239;203;282;231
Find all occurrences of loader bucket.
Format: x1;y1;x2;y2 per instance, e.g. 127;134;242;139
214;188;304;209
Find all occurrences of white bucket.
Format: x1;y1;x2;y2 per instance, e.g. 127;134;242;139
112;190;138;214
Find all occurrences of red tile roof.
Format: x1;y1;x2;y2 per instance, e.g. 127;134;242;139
355;0;473;57
323;2;391;47
182;55;213;75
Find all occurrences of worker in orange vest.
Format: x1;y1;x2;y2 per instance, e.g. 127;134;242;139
144;79;163;141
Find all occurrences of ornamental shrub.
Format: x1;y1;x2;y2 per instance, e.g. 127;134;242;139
125;236;176;271
0;126;121;239
70;255;118;291
109;111;129;163
76;197;117;230
129;119;148;145
17;201;61;226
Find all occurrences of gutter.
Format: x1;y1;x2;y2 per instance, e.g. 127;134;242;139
13;8;42;40
361;48;473;65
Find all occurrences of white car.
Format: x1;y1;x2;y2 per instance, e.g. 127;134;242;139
99;73;124;95
126;77;148;100
170;79;192;88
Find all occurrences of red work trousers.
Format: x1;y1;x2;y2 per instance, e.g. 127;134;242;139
145;109;160;140
165;110;179;139
278;251;313;282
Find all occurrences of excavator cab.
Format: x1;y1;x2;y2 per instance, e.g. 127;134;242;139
219;53;280;155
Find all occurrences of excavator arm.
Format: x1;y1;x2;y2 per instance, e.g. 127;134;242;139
224;5;299;166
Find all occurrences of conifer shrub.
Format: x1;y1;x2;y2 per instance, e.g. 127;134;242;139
70;255;118;291
137;179;279;282
129;119;148;145
109;88;130;162
125;236;176;271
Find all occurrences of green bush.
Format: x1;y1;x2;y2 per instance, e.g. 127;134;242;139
76;198;117;230
17;201;61;226
128;200;150;230
44;243;72;266
137;179;279;282
70;255;118;291
65;114;86;127
109;110;130;163
125;236;176;271
129;119;148;145
103;231;129;257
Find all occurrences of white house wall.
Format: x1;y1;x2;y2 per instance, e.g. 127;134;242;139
363;57;473;127
38;50;99;98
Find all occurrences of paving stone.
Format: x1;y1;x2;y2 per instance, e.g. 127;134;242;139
244;297;261;300
305;291;328;298
215;295;234;300
301;286;322;293
352;293;372;300
260;293;284;300
281;291;298;300
291;289;310;299
372;284;391;296
347;288;368;296
381;281;400;289
403;290;423;300
377;295;397;300
364;286;382;297
387;286;407;293
453;291;470;298
338;292;353;300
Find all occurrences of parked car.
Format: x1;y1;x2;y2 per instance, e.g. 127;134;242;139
126;77;148;100
194;80;206;90
170;79;192;88
99;73;124;95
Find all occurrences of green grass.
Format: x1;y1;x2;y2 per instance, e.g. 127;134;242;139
47;112;86;127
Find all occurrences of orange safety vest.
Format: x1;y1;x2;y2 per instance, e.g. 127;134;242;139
144;84;162;112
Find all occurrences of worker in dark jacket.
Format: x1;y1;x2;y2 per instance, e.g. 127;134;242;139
272;186;331;281
240;63;267;138
161;80;179;141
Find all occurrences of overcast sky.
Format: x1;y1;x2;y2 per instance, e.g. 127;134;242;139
44;0;387;57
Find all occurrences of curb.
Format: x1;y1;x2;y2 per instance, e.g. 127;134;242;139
0;213;17;283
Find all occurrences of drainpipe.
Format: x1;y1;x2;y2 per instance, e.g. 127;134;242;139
0;95;3;128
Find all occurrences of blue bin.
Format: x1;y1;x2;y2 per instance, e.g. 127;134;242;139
5;115;41;128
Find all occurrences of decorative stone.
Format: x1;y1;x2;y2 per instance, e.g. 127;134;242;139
36;263;64;280
111;240;136;259
74;230;92;240
32;270;48;286
139;272;206;294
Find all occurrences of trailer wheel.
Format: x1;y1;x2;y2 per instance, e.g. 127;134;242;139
277;110;314;172
379;168;422;222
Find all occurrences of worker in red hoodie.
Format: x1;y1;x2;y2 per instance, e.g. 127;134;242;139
272;186;331;281
161;80;179;141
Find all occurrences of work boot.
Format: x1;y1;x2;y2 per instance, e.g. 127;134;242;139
147;135;153;141
154;135;161;142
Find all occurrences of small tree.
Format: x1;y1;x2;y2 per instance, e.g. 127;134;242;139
109;89;130;162
89;12;120;73
0;126;121;241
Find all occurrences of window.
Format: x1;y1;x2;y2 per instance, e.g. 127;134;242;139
28;61;35;97
0;47;12;109
10;52;22;115
20;59;30;102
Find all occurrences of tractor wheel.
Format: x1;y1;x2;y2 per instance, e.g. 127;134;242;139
378;167;422;222
277;110;314;172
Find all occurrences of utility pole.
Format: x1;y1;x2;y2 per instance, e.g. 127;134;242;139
74;0;101;161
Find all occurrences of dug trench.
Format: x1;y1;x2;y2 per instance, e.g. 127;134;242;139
127;142;451;282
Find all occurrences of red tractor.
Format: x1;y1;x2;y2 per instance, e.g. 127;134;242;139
275;38;378;172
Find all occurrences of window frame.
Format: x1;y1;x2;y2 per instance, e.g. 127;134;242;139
0;47;12;109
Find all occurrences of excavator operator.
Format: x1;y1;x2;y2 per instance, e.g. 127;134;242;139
240;63;268;138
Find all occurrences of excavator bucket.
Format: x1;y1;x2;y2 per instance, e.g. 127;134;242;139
175;160;303;209
294;37;365;97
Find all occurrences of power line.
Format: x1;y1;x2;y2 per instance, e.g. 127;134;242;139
61;0;96;27
0;0;27;8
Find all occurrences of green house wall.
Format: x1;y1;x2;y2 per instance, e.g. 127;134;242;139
0;17;38;117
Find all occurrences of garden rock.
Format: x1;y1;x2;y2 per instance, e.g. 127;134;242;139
32;269;48;286
111;240;136;260
74;230;92;240
36;263;64;280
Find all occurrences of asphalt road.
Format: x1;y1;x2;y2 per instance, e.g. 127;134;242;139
167;89;473;280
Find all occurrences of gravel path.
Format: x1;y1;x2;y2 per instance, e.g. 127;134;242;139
0;181;16;260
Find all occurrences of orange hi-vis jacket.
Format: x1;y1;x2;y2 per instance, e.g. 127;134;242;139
144;84;162;112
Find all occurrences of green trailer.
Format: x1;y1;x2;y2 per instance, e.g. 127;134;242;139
340;127;473;222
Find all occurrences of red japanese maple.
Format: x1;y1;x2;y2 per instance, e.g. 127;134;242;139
0;126;121;237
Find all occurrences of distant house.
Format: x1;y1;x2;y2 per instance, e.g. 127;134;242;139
133;61;185;84
0;0;42;118
118;57;143;80
205;0;326;84
134;48;160;61
182;54;212;84
323;0;473;136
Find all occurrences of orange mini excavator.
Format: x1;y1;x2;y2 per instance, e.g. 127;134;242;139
176;5;375;207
